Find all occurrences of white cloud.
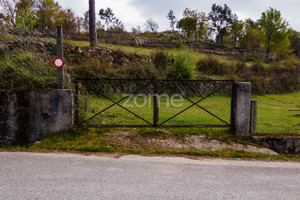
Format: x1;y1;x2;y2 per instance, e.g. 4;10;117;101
57;0;146;31
56;0;300;31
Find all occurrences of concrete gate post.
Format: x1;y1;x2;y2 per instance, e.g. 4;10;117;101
231;82;251;138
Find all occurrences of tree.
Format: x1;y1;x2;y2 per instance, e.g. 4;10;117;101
259;7;290;61
178;17;197;40
98;7;123;32
36;0;61;31
230;16;244;48
145;18;159;32
75;16;83;34
15;0;36;31
99;7;114;30
208;4;235;47
89;0;97;46
167;10;176;32
0;0;18;28
0;12;10;30
240;19;260;52
82;11;89;31
15;7;36;32
15;0;35;11
289;30;300;57
178;8;208;43
111;18;124;31
62;8;76;37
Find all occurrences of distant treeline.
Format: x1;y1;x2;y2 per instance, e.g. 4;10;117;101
1;0;300;60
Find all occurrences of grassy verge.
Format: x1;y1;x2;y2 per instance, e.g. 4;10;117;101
1;129;299;161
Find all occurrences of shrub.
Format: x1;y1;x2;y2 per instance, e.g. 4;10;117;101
68;58;112;80
153;50;170;70
167;51;196;80
250;63;268;76
113;61;160;79
197;57;239;76
197;57;219;75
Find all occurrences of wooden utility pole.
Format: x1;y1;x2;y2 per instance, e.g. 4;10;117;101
56;25;64;89
89;0;98;47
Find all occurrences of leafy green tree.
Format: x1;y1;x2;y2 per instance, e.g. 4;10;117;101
289;30;300;57
15;0;35;11
36;0;61;31
240;19;260;52
167;10;176;32
15;7;36;32
259;7;290;61
62;8;76;37
230;17;244;48
15;0;36;31
208;4;235;47
178;17;197;40
178;8;208;43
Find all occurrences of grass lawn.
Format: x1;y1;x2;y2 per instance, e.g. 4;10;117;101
78;93;231;128
77;88;299;135
253;92;300;135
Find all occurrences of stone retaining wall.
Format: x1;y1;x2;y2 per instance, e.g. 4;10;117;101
252;137;300;154
0;90;73;145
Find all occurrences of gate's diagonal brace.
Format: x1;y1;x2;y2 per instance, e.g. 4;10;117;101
99;93;153;126
80;96;128;125
160;82;231;126
182;96;230;126
81;81;152;125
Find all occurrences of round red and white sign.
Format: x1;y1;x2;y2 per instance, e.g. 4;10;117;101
52;57;65;69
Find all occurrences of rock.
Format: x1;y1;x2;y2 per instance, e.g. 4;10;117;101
152;129;168;134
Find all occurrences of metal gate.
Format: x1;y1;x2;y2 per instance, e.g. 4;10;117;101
75;79;233;128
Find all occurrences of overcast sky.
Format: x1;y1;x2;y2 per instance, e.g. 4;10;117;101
56;0;300;31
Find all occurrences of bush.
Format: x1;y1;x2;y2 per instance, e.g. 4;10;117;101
153;50;170;70
167;51;196;80
197;57;240;76
68;57;112;80
250;63;268;76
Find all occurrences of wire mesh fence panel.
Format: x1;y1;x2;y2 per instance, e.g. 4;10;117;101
76;79;234;129
76;79;154;127
255;95;300;135
158;80;233;128
0;25;58;90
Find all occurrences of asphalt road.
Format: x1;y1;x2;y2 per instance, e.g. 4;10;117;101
0;152;299;200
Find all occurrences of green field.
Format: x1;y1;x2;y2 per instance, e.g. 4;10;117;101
253;92;300;135
79;95;231;127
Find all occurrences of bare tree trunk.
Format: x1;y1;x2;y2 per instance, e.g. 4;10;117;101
89;0;97;47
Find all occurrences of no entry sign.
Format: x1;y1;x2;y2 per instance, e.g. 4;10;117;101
52;56;65;69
